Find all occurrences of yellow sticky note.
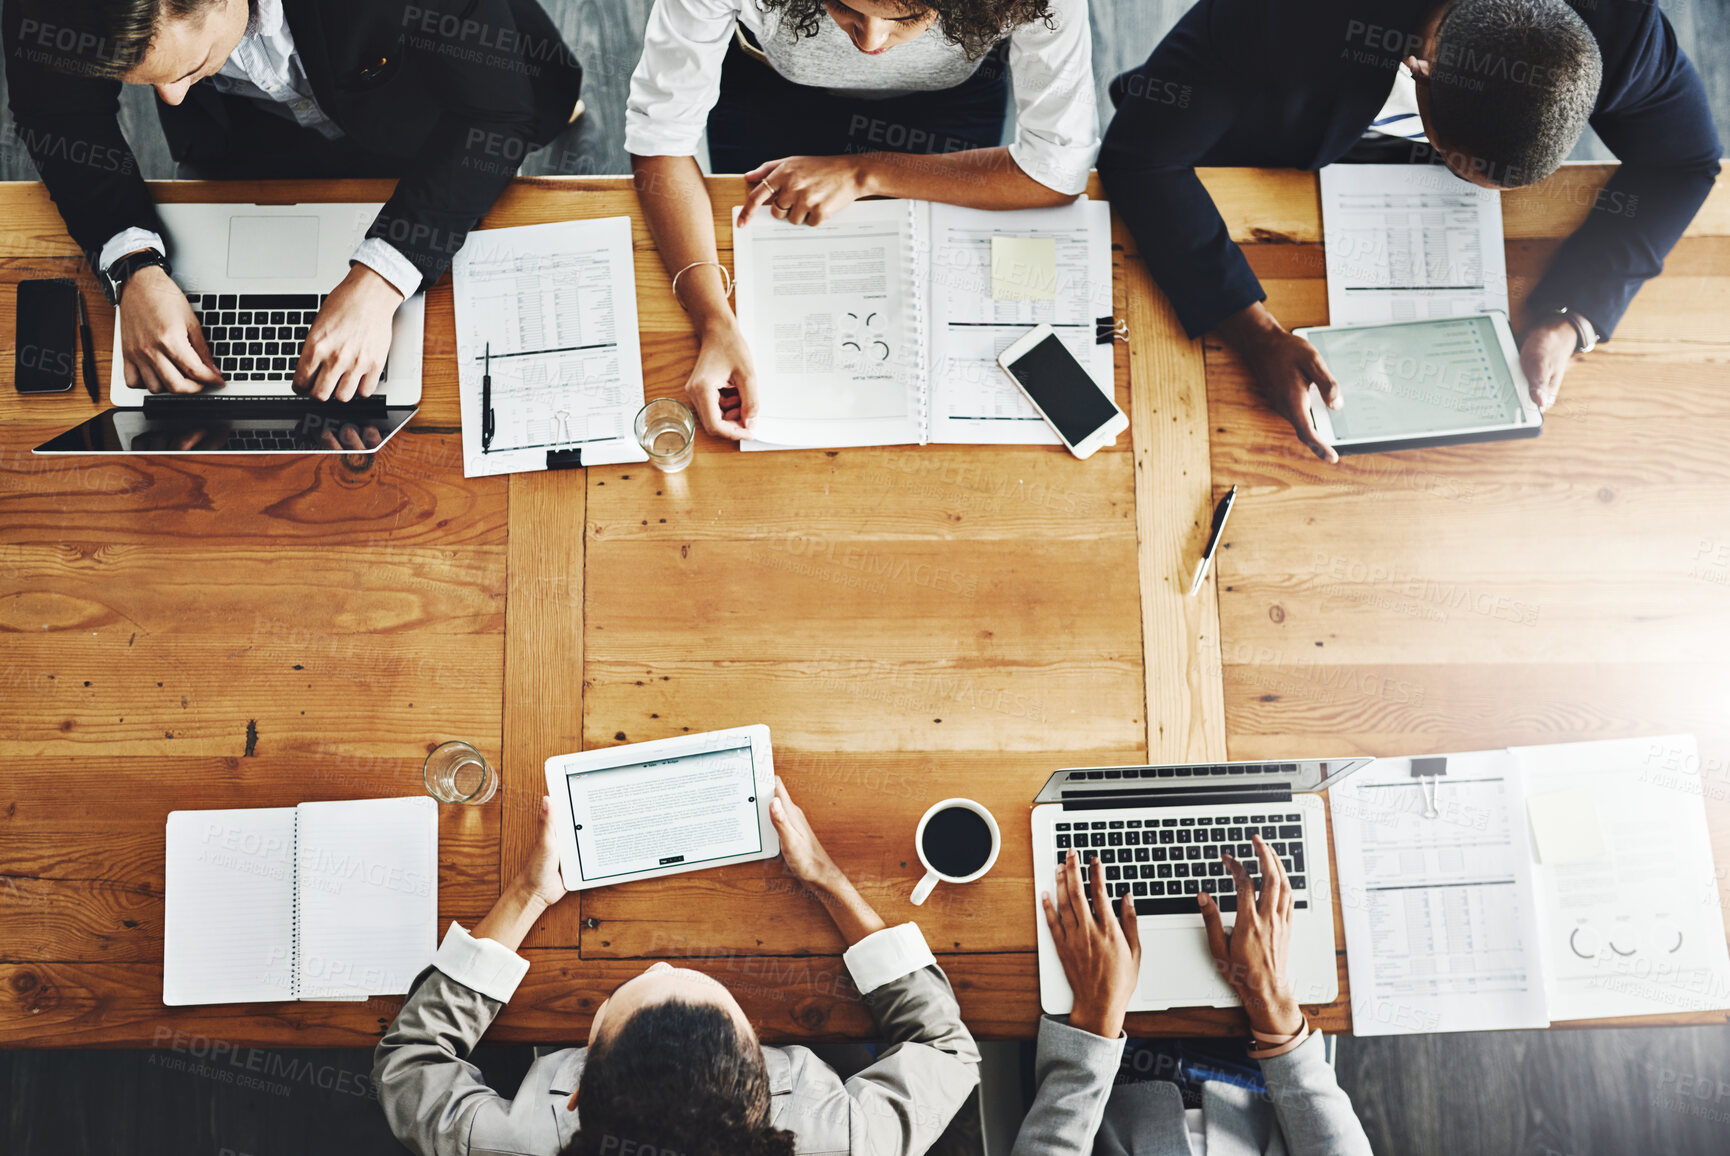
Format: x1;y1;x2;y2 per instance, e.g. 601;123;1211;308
991;236;1058;301
1526;789;1607;865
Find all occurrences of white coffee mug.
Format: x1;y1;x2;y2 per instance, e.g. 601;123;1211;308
911;797;1002;906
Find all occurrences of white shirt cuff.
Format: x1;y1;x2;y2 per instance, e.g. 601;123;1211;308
842;922;937;995
624;116;703;159
351;237;422;300
431;921;531;1003
1008;138;1097;197
99;227;166;274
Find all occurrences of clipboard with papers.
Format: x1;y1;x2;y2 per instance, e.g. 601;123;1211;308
452;216;650;476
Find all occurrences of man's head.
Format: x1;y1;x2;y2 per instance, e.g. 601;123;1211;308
565;963;794;1156
1410;0;1602;188
23;0;249;104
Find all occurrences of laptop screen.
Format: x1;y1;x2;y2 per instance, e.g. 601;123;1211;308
1033;757;1373;805
563;741;766;884
34;404;416;455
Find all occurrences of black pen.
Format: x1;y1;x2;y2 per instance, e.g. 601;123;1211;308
481;342;494;452
77;291;98;404
1187;484;1238;596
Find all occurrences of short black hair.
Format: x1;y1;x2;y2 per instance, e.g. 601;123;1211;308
1427;0;1602;187
566;1001;796;1156
16;0;229;80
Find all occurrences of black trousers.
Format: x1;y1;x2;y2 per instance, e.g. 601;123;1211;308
706;34;1010;174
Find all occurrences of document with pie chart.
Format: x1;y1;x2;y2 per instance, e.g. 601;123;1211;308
1331;735;1730;1034
732;197;1113;450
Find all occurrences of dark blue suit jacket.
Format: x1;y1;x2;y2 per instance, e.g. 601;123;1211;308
1097;0;1722;339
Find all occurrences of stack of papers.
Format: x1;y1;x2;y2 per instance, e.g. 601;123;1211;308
1319;164;1508;326
1331;735;1730;1034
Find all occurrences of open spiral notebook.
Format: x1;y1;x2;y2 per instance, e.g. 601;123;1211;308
731;197;1115;450
163;796;438;1005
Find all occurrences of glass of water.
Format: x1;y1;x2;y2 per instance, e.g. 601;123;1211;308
423;741;497;805
635;397;696;473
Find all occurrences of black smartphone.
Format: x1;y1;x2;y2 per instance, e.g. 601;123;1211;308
15;278;81;393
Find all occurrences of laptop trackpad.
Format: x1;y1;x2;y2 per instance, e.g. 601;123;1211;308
1139;926;1235;1005
228;216;320;280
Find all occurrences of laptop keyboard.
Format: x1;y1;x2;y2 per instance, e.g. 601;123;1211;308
1067;764;1300;780
187;293;332;384
1054;810;1309;916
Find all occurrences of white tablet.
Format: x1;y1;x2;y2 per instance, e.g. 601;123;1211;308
1292;312;1542;455
543;725;779;892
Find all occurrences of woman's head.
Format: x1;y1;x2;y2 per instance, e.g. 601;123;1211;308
566;963;794;1156
761;0;1054;60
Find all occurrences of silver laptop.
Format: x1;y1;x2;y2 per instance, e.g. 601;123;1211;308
35;202;423;456
1033;756;1371;1014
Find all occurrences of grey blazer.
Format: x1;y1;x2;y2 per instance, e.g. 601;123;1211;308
1009;1017;1373;1156
373;963;982;1156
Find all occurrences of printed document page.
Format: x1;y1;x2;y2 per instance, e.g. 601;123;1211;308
295;797;438;1000
565;744;764;882
1320;164;1508;325
163;807;298;1006
454;217;648;476
1330;751;1550;1035
734;199;925;449
1515;735;1730;1022
926;200;1115;444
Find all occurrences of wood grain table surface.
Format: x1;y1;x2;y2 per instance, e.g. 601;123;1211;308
0;169;1725;1046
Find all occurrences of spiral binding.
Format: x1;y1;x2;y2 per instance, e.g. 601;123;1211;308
289;808;300;1000
908;201;931;445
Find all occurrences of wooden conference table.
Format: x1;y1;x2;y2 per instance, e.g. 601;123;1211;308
1;170;1727;1047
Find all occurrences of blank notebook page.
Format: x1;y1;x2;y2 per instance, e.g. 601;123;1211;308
163;808;297;1006
295;796;438;999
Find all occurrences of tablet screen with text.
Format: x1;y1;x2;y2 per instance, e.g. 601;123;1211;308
564;743;764;883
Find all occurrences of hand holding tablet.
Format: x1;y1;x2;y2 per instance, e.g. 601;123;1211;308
1292;312;1542;456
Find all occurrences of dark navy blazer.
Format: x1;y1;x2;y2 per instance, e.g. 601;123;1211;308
1098;0;1722;339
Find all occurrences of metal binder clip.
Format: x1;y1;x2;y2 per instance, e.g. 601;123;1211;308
1411;756;1447;819
552;409;575;448
1112;319;1130;344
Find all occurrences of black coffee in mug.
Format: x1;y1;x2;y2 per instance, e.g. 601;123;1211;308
921;806;994;878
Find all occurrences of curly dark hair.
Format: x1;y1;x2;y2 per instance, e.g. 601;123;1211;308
565;1000;796;1156
759;0;1055;60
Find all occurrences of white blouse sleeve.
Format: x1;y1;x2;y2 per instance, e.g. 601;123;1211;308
1005;0;1100;195
625;0;744;158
